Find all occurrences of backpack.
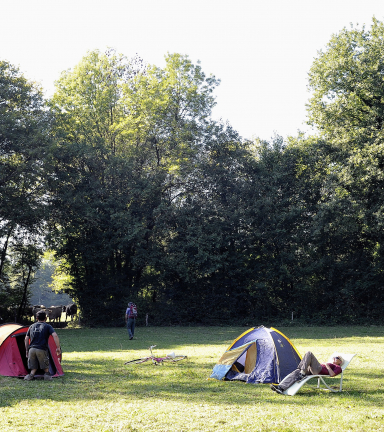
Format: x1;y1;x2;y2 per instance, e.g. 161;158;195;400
128;303;138;318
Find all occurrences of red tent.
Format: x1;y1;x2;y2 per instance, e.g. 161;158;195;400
0;323;64;378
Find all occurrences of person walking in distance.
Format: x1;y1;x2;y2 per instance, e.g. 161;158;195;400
24;309;61;381
125;302;137;340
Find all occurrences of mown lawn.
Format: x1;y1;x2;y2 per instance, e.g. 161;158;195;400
1;325;383;431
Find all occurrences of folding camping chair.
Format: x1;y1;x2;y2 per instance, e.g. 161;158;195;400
283;353;356;396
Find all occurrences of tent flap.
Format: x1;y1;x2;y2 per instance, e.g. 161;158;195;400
210;364;232;380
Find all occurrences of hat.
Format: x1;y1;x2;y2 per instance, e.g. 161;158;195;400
329;353;344;366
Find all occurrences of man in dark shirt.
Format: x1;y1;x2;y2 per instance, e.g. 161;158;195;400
270;351;344;394
24;309;61;381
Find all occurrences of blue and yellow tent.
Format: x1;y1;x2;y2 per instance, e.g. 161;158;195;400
210;326;301;384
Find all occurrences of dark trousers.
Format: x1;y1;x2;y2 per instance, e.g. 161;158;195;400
127;318;135;338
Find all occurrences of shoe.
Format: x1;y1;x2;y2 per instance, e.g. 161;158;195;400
270;384;284;395
44;373;53;381
298;372;306;381
129;336;133;340
24;374;34;381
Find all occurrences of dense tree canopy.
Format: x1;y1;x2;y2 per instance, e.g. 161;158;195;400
0;61;49;322
47;51;232;324
306;18;384;321
2;19;384;326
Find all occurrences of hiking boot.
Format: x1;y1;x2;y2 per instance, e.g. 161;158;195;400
270;384;284;395
24;373;34;381
44;373;53;381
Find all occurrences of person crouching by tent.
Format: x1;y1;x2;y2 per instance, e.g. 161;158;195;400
24;310;61;381
270;351;344;394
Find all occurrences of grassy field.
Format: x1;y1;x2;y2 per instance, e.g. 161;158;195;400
1;325;383;432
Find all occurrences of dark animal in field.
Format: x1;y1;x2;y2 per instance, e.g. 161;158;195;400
46;306;63;322
64;303;77;321
30;305;46;320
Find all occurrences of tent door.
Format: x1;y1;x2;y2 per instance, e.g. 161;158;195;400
226;342;257;381
234;342;256;374
244;342;257;373
13;334;58;376
47;346;58;376
13;335;29;372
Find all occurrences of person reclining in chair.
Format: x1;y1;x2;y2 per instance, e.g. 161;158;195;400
270;351;344;394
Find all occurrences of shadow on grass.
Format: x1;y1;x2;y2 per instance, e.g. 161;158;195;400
56;326;245;353
1;357;382;409
56;326;384;354
1;326;382;411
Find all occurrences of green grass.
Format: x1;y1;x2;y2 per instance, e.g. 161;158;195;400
1;326;383;431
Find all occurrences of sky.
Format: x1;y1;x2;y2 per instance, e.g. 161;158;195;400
1;0;384;141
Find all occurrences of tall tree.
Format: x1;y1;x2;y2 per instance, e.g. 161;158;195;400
146;122;252;324
0;61;49;320
306;18;384;321
48;51;223;324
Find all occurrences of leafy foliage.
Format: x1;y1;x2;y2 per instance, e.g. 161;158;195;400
47;51;225;325
0;61;49;322
306;18;384;322
4;20;384;325
29;251;72;306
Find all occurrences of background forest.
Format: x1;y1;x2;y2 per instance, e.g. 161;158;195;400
1;20;384;326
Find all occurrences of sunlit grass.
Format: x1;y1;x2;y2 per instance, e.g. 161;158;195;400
1;326;383;431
